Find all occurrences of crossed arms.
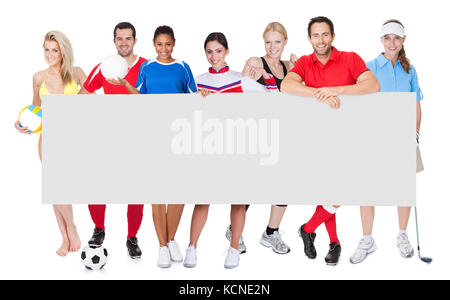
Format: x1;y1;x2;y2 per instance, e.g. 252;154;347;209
280;70;380;108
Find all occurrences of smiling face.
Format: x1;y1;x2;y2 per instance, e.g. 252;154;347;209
114;28;136;58
154;34;175;63
44;40;62;67
205;40;229;71
381;34;405;58
308;22;335;58
263;30;287;59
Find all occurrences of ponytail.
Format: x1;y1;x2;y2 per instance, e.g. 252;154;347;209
398;46;411;74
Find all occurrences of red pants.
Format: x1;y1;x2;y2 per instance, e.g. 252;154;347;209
88;204;144;239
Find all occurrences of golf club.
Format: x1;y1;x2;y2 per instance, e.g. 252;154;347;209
414;206;432;263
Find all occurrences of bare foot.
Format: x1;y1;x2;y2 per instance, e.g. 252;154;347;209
56;240;70;257
67;225;81;252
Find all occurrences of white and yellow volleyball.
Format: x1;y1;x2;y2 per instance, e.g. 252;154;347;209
18;105;42;134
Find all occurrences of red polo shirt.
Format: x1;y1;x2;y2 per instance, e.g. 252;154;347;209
291;47;368;88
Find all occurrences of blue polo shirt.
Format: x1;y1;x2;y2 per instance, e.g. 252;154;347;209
366;53;423;101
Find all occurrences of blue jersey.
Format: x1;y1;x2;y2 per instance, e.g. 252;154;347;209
366;53;423;101
135;58;197;94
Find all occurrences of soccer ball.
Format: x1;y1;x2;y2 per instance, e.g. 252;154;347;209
81;245;108;270
100;54;128;79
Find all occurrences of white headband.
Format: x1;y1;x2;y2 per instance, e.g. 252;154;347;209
380;22;405;38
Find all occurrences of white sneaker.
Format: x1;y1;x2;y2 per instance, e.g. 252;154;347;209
350;237;377;264
260;231;290;254
157;246;171;268
397;232;414;258
183;245;197;268
168;240;183;262
225;225;247;254
224;247;240;269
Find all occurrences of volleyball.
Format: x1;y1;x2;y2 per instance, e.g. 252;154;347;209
100;54;129;79
18;105;42;134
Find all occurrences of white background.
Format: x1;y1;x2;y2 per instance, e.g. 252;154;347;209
0;0;448;280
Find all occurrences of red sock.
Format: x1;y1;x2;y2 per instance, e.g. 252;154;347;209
127;204;144;239
88;204;106;229
324;213;340;244
303;205;334;233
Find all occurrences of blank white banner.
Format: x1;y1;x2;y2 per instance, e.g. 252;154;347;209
42;92;416;206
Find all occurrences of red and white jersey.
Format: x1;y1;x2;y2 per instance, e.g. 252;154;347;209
83;56;147;94
195;66;278;93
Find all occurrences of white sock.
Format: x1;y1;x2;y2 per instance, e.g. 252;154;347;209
399;230;407;236
363;235;372;243
323;205;337;214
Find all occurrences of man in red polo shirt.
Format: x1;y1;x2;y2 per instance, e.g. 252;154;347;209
281;16;380;266
78;22;147;259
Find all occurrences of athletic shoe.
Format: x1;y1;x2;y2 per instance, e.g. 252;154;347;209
157;246;171;268
225;225;247;254
260;231;291;254
298;224;317;259
397;232;414;258
168;240;183;262
88;228;105;247
224;247;240;269
183;245;197;268
126;237;142;259
349;237;377;264
325;242;341;266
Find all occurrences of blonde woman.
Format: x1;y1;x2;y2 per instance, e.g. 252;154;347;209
15;31;87;256
241;22;298;254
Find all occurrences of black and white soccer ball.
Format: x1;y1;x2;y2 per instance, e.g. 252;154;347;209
81;245;108;270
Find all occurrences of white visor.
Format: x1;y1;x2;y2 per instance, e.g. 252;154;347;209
380;22;405;38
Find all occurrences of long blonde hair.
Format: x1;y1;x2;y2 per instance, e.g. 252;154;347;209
43;31;75;84
263;22;288;40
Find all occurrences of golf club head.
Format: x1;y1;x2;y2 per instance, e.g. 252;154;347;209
420;256;432;263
